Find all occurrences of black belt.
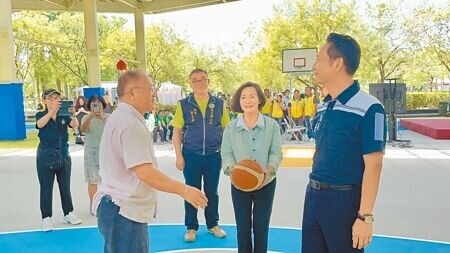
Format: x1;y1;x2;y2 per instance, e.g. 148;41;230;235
309;180;360;191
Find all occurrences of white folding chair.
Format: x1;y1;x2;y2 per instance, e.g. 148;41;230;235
282;118;303;143
287;116;307;141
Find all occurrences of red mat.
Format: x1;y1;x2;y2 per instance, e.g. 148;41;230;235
400;118;450;139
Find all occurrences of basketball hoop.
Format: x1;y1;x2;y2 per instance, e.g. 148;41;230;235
282;48;317;73
293;58;306;68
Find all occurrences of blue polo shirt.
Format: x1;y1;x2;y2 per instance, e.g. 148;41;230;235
310;81;386;185
36;110;72;156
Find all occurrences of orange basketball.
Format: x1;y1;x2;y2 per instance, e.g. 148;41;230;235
231;160;265;192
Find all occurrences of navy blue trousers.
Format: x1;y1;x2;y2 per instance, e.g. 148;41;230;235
232;179;276;253
183;151;221;230
36;153;74;219
302;185;363;253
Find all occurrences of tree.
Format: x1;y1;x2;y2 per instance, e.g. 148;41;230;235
401;49;445;91
405;4;450;75
145;23;193;88
240;0;362;91
359;2;408;83
98;15;135;81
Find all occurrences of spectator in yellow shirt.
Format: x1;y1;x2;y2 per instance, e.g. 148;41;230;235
289;89;305;126
271;94;285;132
304;86;318;140
261;88;272;116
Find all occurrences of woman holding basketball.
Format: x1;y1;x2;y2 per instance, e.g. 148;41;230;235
221;82;283;253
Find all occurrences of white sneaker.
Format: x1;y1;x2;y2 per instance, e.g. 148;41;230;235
42;217;53;232
63;212;82;225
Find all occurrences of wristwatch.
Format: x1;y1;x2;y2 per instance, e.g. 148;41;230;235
357;212;374;224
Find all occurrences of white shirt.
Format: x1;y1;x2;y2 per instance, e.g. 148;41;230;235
146;113;156;132
93;102;157;223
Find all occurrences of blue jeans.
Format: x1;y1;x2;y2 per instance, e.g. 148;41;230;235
232;179;276;253
97;195;149;253
183;151;222;230
304;116;314;139
302;185;363;253
36;153;74;218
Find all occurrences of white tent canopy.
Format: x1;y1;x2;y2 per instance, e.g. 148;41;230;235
157;81;184;105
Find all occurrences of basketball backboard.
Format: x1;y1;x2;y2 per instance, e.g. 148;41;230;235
282;48;317;73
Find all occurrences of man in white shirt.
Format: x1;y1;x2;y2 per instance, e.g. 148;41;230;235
92;70;208;253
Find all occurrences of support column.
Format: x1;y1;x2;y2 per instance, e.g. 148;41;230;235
0;0;16;82
134;8;147;71
83;0;101;87
0;0;25;140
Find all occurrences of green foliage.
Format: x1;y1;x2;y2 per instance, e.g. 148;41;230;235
0;131;39;148
156;103;177;114
406;92;450;109
11;0;450;103
404;5;450;74
240;0;362;91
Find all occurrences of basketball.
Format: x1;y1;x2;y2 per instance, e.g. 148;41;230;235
231;160;265;192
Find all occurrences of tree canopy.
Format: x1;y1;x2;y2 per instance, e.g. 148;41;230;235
12;0;450;102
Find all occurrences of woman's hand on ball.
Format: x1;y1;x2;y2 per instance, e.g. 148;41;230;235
261;166;274;186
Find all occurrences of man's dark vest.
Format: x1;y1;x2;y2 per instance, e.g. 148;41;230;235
180;94;224;155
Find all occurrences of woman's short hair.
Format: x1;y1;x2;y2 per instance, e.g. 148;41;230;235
231;82;266;113
86;94;107;111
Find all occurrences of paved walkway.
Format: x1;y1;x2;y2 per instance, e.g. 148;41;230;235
0;130;449;243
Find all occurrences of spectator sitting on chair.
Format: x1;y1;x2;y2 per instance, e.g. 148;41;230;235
164;109;174;141
153;110;165;144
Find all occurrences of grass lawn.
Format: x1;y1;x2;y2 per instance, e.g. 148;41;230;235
0;130;77;149
0;131;40;149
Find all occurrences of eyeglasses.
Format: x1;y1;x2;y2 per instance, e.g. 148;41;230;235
191;78;209;84
131;85;155;93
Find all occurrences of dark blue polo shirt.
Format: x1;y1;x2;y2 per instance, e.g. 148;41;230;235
36;110;72;156
310;81;386;185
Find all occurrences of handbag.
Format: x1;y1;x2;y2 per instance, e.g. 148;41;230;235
42;149;64;170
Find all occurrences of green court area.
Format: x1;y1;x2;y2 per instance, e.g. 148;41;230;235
0;131;39;149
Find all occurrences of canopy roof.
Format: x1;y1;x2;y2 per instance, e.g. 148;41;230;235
12;0;238;14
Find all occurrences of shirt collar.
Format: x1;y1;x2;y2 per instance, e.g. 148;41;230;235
323;80;360;105
236;113;265;131
118;102;146;124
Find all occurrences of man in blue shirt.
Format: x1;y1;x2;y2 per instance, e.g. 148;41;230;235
301;33;387;253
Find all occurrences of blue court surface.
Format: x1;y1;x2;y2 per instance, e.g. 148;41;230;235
1;224;449;253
